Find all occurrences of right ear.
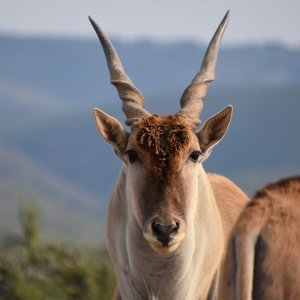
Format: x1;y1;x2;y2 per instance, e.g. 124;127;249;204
196;105;232;158
93;108;128;157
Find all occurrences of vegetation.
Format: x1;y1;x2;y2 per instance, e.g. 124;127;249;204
0;203;116;300
19;204;39;250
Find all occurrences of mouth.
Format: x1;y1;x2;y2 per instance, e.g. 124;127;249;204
151;242;180;253
143;232;182;253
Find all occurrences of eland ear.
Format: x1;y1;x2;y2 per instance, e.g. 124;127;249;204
93;108;128;156
197;105;232;156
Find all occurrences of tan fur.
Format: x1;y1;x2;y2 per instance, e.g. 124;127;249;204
231;176;300;300
208;173;249;300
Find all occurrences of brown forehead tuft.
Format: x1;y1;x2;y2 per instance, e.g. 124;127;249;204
134;115;192;177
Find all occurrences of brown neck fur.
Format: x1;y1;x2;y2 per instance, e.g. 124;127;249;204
253;176;300;199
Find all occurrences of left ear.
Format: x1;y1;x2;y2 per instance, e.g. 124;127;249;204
93;107;128;157
196;105;233;155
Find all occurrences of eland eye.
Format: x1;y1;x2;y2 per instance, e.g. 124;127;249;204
125;149;139;163
189;151;201;163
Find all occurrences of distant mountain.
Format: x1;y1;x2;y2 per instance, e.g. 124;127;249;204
1;35;300;107
0;143;106;244
0;35;299;242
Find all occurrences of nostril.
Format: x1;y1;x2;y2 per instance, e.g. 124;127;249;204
152;222;179;235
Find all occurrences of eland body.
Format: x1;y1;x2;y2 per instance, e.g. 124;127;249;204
231;176;300;300
90;12;248;300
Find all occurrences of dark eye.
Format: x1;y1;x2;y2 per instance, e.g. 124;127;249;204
189;151;201;163
125;149;139;163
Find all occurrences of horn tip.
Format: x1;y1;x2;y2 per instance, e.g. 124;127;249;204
224;10;230;24
88;16;101;32
88;16;96;27
222;10;230;26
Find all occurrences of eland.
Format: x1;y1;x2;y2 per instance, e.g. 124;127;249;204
231;176;300;300
89;11;248;300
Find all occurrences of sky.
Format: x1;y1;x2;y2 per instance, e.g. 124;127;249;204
0;0;300;47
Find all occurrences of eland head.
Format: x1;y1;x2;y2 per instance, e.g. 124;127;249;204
91;11;232;254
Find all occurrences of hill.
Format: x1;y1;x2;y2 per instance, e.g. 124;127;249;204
0;143;105;244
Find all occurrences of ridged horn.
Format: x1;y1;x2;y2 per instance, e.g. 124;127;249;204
89;16;150;125
176;11;230;125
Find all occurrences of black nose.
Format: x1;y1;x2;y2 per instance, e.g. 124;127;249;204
152;222;179;246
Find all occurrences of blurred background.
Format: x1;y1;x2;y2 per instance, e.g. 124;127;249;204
0;0;299;298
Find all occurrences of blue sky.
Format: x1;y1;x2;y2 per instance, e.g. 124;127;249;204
1;0;299;47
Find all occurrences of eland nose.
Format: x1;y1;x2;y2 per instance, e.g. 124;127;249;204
152;222;179;246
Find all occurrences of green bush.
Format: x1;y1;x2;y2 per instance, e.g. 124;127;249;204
0;245;116;300
0;202;116;300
